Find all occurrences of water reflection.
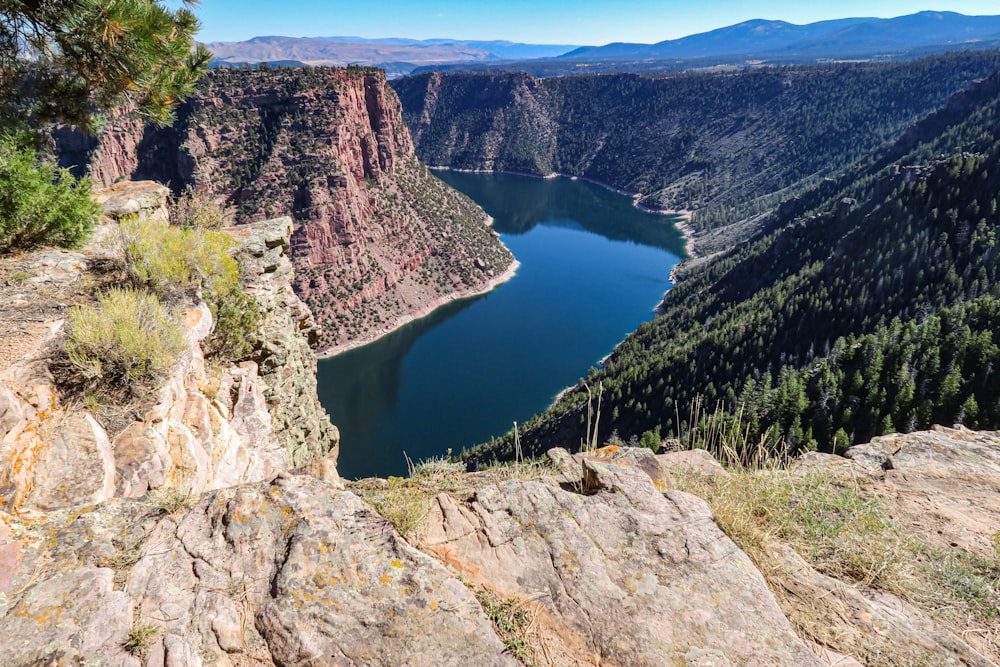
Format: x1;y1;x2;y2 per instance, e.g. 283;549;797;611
436;170;686;251
319;172;683;479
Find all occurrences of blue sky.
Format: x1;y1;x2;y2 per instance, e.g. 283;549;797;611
182;1;1000;45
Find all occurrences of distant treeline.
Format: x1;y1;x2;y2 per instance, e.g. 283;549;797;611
393;51;1000;251
466;62;1000;462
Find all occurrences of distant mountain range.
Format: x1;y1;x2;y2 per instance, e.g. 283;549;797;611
560;11;1000;62
205;11;1000;78
204;37;578;77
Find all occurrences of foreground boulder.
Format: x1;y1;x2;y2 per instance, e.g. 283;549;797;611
0;474;517;667
417;450;824;666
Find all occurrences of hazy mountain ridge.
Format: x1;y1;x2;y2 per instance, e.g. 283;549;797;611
562;11;1000;62
205;36;578;77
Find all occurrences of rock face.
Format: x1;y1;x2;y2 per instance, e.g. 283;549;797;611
3;416;998;665
0;200;338;512
0;474;516;667
56;67;516;353
229;217;340;467
418;447;824;666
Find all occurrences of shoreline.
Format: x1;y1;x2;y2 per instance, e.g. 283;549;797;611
429;165;701;260
317;258;521;359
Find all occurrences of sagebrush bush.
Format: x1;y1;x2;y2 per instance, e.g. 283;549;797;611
119;216;260;362
0;135;100;251
205;284;261;361
65;288;186;385
169;187;232;230
121;217;239;299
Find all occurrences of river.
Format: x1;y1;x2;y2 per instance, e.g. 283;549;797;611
317;171;686;479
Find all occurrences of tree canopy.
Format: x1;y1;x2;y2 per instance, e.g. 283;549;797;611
0;0;210;130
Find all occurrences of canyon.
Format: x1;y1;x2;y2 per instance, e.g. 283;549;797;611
391;51;1000;250
55;67;514;354
0;52;997;665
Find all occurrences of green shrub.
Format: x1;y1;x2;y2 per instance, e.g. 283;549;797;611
0;135;100;251
205;284;261;361
121;217;239;300
120;217;260;362
65;288;186;385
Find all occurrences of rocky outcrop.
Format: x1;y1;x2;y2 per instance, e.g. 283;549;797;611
764;427;1000;665
0;474;516;667
229;217;340;468
0;190;338;512
56;67;516;353
2;414;998;664
418;447;824;666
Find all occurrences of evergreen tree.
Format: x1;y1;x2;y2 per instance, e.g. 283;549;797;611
0;0;210;130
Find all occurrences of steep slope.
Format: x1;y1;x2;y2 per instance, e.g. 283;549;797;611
478;66;1000;463
56;67;515;354
393;51;1000;250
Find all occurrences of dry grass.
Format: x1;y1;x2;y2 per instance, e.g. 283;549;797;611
354;476;432;538
668;400;1000;663
352;455;555;537
473;586;541;666
675;467;908;590
64;287;186;386
123;621;159;659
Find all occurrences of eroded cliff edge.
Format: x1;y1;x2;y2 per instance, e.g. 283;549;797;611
0;186;339;512
55;67;516;354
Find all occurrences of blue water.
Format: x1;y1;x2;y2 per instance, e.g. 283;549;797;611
317;171;686;479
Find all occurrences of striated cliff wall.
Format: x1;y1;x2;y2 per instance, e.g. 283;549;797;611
0;189;339;513
56;67;515;354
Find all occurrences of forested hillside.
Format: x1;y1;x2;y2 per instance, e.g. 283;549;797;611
393;52;1000;249
474;66;1000;462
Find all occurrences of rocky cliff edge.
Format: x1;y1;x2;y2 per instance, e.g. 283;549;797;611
0;183;997;666
0;182;339;513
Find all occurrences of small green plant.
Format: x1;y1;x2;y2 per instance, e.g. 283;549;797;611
152;487;192;516
357;476;430;537
923;546;1000;621
205;284;261;361
65;288;185;385
123;620;159;659
0;135;100;252
474;586;539;666
8;270;31;283
227;576;247;600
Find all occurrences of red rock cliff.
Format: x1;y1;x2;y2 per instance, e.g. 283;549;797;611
57;67;515;353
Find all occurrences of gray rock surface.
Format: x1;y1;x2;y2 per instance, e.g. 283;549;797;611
417;453;824;666
231;217;341;470
0;475;516;667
